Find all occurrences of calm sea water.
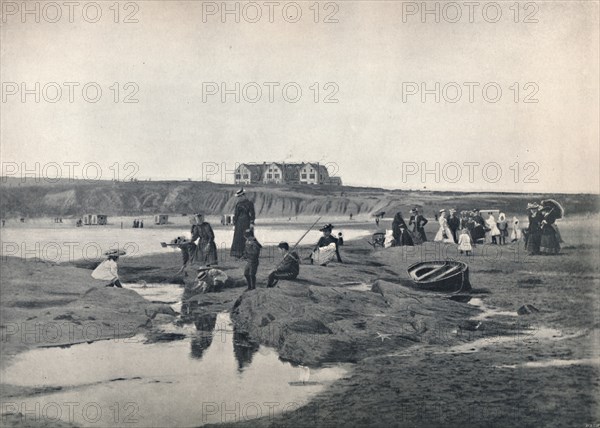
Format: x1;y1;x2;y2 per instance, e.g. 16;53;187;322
0;224;371;262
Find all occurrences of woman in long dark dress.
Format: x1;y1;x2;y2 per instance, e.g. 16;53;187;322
525;203;543;255
230;189;255;259
191;214;218;265
392;212;414;246
540;206;561;254
471;209;486;244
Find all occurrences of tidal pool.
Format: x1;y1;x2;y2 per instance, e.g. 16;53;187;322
0;285;350;427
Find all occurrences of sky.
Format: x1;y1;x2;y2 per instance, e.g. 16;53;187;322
1;0;599;193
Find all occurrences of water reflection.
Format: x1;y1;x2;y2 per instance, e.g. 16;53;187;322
190;332;214;360
233;332;260;372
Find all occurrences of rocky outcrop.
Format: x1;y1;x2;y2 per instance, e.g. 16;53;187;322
230;281;478;366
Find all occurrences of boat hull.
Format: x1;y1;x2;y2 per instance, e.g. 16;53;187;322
407;261;471;293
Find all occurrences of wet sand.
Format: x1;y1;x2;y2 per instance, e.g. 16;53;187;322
1;215;599;426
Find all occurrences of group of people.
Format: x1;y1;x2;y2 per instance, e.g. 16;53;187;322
388;203;560;257
524;200;563;255
132;219;144;228
170;188;343;292
390;208;429;247
93;190;564;291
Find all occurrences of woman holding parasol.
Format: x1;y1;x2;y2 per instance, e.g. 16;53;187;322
539;199;564;254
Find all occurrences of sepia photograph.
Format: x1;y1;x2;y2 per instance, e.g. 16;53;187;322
1;1;599;426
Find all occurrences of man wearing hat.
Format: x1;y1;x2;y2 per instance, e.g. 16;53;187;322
409;208;428;244
447;209;460;243
267;242;300;288
310;224;343;265
242;228;262;290
91;249;126;288
231;188;256;259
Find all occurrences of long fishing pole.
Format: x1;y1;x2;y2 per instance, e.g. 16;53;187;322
275;216;322;269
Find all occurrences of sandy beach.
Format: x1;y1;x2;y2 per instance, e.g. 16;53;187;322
1;213;598;426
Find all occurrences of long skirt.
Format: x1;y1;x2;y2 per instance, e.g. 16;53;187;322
311;243;337;265
471;225;486;243
526;231;542;254
540;225;561;254
197;239;218;265
434;226;454;243
231;217;251;258
396;230;414;246
411;228;423;245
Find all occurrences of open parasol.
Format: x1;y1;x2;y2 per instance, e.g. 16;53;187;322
541;199;564;218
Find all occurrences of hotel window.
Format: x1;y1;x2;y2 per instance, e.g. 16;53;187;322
243;174;249;179
301;174;307;179
267;174;272;179
274;174;280;178
235;174;241;179
309;174;315;179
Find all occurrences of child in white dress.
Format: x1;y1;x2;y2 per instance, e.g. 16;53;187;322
457;229;473;256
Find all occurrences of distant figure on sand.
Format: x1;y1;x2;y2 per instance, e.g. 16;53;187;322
191;213;218;266
510;216;522;242
497;213;508;245
231;188;256;259
457;229;473;256
267;242;300;288
92;249;125;288
470;209;486;244
486;213;501;244
434;210;454;243
447;209;460;243
310;224;343;265
526;203;543;255
409;208;428;244
337;232;344;245
539;200;563;254
140;220;144;228
242;229;262;291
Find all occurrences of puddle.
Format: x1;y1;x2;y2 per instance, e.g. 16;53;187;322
125;282;183;313
345;283;372;292
1;286;351;427
498;358;600;369
467;297;518;321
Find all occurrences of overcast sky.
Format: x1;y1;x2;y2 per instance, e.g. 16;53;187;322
1;1;598;193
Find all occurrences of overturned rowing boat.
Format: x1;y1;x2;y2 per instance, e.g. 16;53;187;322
407;260;471;293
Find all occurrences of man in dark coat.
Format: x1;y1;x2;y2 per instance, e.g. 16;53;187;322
191;213;218;265
231;188;256;259
242;229;262;290
267;242;300;287
447;209;461;243
409;208;428;243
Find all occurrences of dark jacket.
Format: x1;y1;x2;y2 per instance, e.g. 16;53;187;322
277;251;300;276
243;237;262;264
